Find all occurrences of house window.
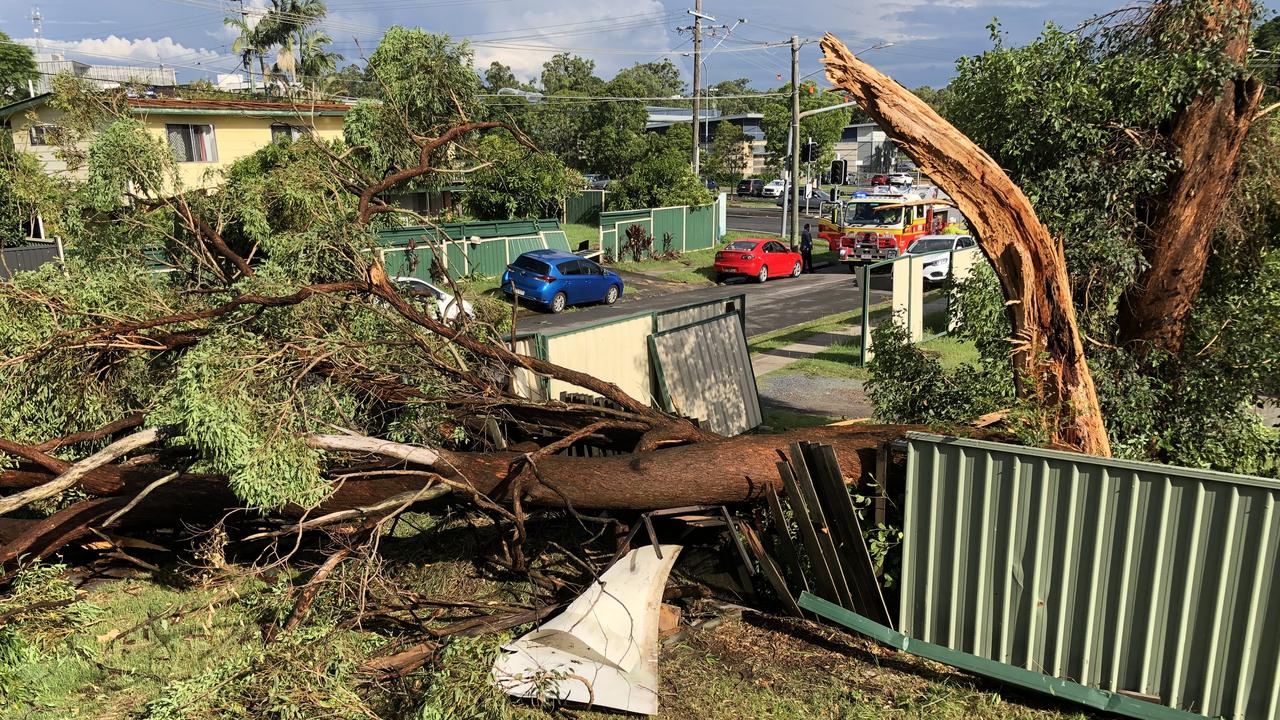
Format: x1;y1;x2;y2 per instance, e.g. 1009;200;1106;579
28;124;59;146
270;123;311;143
166;124;218;162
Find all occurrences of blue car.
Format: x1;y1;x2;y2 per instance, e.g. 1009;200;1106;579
501;249;623;313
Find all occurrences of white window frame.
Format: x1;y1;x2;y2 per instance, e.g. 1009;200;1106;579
165;123;218;163
270;123;312;143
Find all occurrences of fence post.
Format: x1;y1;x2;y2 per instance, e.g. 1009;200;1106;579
681;207;688;253
859;265;873;364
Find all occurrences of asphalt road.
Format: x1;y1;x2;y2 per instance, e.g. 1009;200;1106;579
727;204;825;236
516;263;891;338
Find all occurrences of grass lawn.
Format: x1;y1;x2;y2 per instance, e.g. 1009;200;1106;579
760;407;838;430
562;222;598;250
749;301;891;354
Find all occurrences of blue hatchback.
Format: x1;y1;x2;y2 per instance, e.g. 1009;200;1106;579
501;249;624;313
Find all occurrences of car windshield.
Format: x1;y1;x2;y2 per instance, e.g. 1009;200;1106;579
725;241;758;251
512;256;552;275
845;202;904;226
909;238;956;253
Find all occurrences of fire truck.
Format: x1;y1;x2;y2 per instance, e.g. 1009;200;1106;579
817;193;953;269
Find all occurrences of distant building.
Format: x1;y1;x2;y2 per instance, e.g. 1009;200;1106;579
645;106;769;177
33;53;177;94
1;94;349;190
832;122;915;178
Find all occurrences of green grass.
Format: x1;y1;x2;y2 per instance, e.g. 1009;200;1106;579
749;302;890;354
760;407;837;430
562;222;598;250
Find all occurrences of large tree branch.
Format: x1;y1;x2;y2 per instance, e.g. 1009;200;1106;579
820;33;1110;455
356;120;535;224
0;428;165;517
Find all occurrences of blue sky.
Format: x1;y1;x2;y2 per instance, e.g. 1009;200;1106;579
1;1;1275;92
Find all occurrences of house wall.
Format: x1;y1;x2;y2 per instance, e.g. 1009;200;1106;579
5;105;345;189
133;111;345;189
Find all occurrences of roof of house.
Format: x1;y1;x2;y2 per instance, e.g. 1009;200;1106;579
0;93;351;118
127;98;351;115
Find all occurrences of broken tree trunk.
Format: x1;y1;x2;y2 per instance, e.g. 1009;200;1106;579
1116;0;1263;357
820;34;1111;456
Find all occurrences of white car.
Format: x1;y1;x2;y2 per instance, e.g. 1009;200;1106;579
761;179;786;198
394;276;474;322
888;173;914;186
905;235;976;283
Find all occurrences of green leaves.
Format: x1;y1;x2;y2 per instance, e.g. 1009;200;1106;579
606;131;713;211
463;133;582;221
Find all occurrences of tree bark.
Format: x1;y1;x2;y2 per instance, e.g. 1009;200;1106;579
820;34;1111;456
1116;0;1263;356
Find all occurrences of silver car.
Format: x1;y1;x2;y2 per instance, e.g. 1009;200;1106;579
394;277;475;321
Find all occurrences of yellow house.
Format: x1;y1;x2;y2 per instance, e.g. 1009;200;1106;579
1;94;349;189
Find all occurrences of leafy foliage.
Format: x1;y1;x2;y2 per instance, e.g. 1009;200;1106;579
607;131;713;210
703;121;750;186
463;133;581;220
0;30;36;104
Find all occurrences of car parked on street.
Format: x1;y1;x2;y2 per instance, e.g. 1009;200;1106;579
736;179;764;196
869;174;890;186
583;173;611;190
888;172;914;187
394;277;474;322
713;238;803;283
703;178;719;192
501;249;623;313
774;187;832;212
904;234;977;283
761;179;786;198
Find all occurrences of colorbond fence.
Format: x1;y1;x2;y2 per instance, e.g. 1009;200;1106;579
565;190;605;225
1;241;61;279
377;219;568;280
509;294;754;434
900;432;1280;720
599;203;719;262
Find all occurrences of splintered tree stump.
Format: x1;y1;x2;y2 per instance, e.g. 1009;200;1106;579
820;33;1111;456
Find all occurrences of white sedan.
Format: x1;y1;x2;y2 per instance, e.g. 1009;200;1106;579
905;235;977;283
393;276;474;322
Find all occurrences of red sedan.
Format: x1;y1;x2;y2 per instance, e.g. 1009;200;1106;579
713;239;803;283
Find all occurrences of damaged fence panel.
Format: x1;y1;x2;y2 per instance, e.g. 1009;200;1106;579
799;592;1207;720
900;432;1280;719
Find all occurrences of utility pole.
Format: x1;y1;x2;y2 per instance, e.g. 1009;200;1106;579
691;0;703;178
789;35;801;250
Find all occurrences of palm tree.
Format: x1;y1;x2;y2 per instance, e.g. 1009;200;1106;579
223;13;266;91
257;0;326;91
297;30;343;89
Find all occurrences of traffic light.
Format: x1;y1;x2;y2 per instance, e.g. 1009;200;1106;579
830;159;847;185
801;140;819;163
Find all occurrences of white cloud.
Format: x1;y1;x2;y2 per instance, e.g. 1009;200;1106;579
18;35;221;67
470;0;674;83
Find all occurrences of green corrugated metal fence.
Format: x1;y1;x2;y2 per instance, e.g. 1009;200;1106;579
380;230;572;280
901;432;1280;720
377;218;560;247
565;190;605;225
598;203;720;262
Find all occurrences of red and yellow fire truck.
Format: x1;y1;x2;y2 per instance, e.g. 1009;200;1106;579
818;195;953;268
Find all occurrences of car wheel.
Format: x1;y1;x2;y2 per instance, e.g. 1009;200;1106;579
756;266;769;283
791;261;802;278
715;273;726;284
604;285;619;305
549;292;567;313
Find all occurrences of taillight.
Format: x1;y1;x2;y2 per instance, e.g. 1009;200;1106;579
741;254;755;260
536;275;554;282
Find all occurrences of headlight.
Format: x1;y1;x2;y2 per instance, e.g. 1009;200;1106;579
924;258;947;267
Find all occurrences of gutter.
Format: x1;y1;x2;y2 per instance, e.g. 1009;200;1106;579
127;108;347;118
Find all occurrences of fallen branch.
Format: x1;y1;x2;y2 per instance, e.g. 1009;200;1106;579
0;428;165;517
